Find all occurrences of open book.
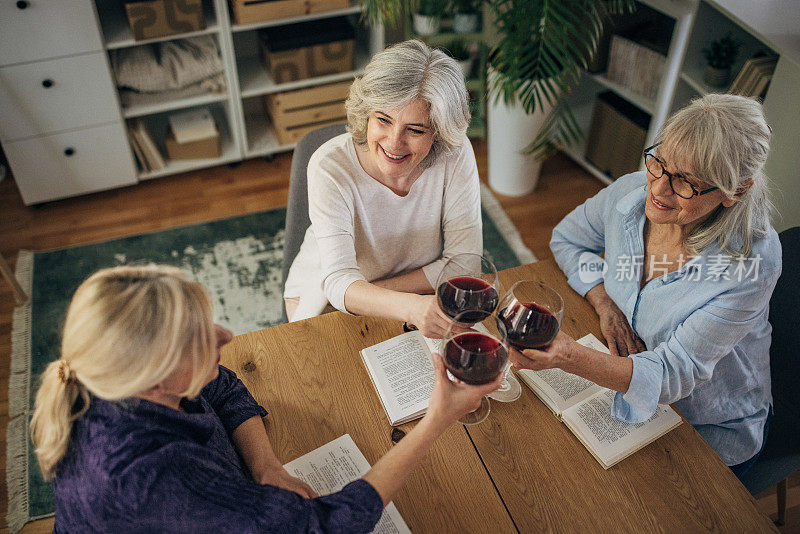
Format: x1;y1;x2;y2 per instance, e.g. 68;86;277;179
284;434;410;534
517;334;682;469
360;330;442;425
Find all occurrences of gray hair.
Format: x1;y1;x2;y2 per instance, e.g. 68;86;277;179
656;93;774;258
345;39;470;168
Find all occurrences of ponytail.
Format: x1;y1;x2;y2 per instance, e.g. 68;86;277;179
30;360;89;480
27;264;216;480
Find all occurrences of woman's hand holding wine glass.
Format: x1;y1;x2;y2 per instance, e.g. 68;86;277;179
405;294;465;339
507;330;581;371
424;350;505;430
439;310;510;425
498;280;580;373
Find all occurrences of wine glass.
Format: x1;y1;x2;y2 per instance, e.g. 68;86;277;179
443;310;509;425
498;280;564;351
435;253;500;323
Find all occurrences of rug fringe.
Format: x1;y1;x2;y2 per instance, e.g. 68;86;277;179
10;250;33;418
6;416;30;534
480;184;537;264
8;250;33;533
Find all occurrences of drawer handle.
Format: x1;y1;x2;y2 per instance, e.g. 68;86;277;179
42;79;54;88
16;1;29;9
64;148;75;157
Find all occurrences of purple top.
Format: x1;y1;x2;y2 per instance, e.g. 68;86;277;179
53;366;383;533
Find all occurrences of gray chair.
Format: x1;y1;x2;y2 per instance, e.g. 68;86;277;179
740;226;800;525
280;123;348;322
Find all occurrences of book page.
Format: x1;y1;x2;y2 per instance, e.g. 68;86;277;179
361;331;434;424
516;334;608;415
561;389;682;468
284;435;410;534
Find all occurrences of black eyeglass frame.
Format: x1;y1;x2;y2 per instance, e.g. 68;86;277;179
643;143;719;199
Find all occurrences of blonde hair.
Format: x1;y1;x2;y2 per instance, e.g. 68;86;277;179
30;265;216;480
345;39;471;168
656;93;773;257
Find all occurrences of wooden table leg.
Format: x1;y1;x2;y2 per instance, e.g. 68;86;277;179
0;253;28;306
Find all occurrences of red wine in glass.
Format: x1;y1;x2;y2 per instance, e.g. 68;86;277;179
437;276;499;323
499;302;560;350
444;332;507;385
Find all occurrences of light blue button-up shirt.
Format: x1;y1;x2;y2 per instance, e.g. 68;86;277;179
550;171;781;465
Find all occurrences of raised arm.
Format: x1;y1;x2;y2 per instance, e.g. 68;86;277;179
362;353;502;505
510;262;780;423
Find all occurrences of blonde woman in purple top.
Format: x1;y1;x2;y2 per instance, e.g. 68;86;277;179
30;265;500;533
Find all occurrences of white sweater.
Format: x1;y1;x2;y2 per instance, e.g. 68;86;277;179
284;133;482;320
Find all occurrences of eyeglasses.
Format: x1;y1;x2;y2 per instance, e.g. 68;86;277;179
643;143;718;199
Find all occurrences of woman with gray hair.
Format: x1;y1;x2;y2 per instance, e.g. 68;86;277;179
510;94;781;479
284;40;480;338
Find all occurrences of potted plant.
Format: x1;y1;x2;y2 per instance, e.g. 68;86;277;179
365;0;635;194
446;40;474;78
412;0;448;35
702;33;741;87
451;0;480;33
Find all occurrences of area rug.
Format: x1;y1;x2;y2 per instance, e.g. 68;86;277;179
6;184;535;532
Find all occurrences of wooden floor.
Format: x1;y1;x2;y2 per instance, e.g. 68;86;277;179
0;140;795;532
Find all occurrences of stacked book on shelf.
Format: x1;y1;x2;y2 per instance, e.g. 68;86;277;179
728;56;779;98
606;34;666;101
127;119;166;172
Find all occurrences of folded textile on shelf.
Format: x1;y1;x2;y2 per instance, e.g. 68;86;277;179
111;35;224;94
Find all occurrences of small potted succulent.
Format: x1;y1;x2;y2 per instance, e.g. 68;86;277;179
413;0;448;36
702;33;742;87
445;40;473;78
451;0;480;33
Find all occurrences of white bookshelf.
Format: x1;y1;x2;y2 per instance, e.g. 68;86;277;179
91;0;383;182
562;0;799;231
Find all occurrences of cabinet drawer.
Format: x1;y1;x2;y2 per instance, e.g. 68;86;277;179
4;122;137;205
0;53;120;142
0;0;103;66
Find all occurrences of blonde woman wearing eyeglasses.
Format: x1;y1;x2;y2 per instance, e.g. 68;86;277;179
510;94;781;479
30;265;501;532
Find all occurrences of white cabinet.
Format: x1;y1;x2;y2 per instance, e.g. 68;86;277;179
4;123;139;204
0;53;119;141
0;0;103;66
0;1;137;204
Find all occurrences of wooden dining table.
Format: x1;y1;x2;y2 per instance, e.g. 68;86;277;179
222;258;777;533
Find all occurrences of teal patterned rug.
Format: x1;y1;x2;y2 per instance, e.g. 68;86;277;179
6;185;535;532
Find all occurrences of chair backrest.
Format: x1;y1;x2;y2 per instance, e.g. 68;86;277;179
768;226;800;426
280;123;348;322
741;226;800;494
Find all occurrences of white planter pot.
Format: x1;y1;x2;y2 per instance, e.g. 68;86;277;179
458;58;473;79
453;13;479;33
488;71;556;196
413;14;440;36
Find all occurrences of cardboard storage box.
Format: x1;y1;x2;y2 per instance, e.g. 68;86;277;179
124;0;206;41
229;0;349;25
165;129;220;159
260;16;354;84
164;109;221;160
265;79;351;145
584;91;650;180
